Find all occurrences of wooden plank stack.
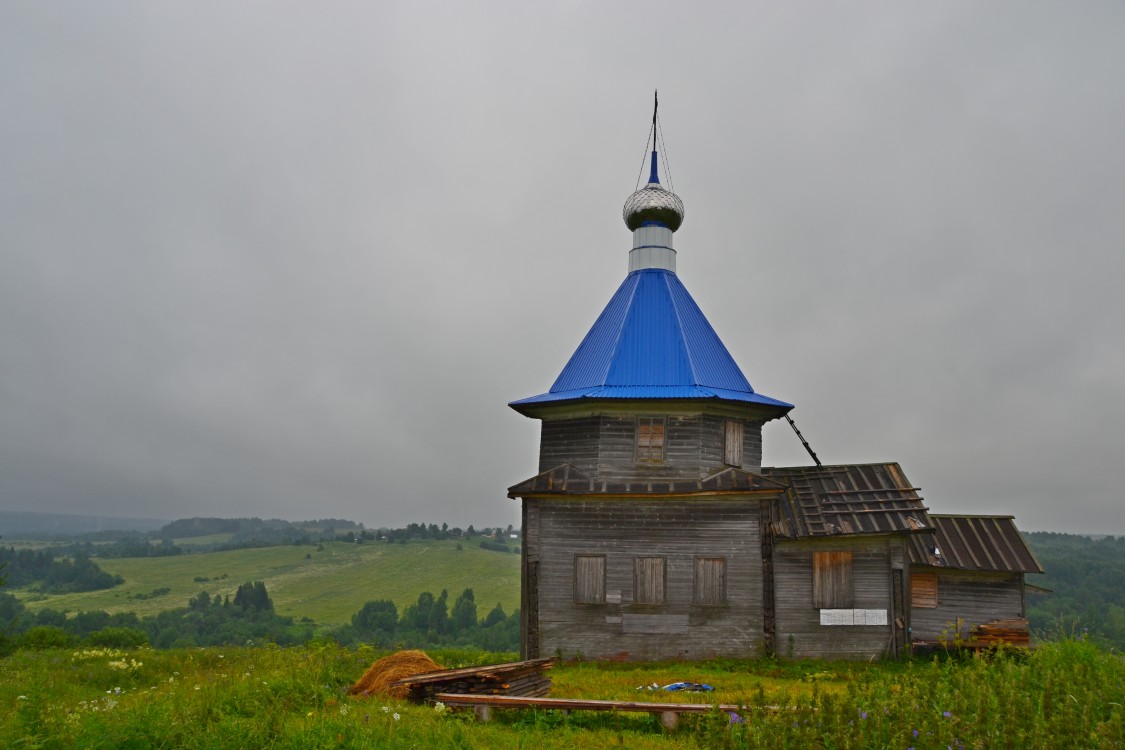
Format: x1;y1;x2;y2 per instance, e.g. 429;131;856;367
972;618;1032;647
392;657;556;703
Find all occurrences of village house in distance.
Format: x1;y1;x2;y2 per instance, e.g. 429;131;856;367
507;108;1043;661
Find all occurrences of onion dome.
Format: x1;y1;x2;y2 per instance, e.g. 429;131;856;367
623;151;685;232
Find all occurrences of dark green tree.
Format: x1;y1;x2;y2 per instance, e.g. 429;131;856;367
352;599;398;636
233;581;273;613
450;588;477;632
401;591;435;632
428;589;449;634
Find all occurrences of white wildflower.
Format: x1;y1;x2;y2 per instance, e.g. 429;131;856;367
381;706;390;713
433;701;446;714
17;695;28;701
393;712;401;721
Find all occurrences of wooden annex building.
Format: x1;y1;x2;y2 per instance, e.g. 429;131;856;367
506;124;1043;661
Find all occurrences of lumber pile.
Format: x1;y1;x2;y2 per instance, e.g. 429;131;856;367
972;618;1031;647
392;657;556;703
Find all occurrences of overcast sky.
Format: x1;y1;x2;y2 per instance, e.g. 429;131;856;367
1;2;1122;534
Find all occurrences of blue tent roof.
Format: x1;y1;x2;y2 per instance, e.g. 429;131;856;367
510;269;791;412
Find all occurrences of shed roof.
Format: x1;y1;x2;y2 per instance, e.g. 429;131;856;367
907;515;1044;573
509;269;791;415
762;463;933;539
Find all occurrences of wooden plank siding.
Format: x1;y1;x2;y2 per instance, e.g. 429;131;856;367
908;569;1025;641
774;537;903;660
538;417;600;475
524;498;766;661
521;500;541;660
537;414;765;484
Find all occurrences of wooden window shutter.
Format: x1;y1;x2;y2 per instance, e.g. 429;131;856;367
634;557;666;604
724;420;743;466
636;417;666;463
574;555;606;604
812;551;854;608
693;557;726;605
911;572;938;608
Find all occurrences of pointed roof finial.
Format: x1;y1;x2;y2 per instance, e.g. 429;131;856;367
649;90;660;184
624;91;684;232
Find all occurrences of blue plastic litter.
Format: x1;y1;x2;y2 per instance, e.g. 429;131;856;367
663;682;714;692
636;681;714;692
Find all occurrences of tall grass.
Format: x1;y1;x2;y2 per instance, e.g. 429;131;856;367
1;638;1121;748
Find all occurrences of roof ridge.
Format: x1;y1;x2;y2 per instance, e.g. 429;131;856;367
599;273;642;388
659;270;699;385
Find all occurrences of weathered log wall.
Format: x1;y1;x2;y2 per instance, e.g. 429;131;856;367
908;569;1024;641
523;497;765;661
537;413;764;481
773;536;905;660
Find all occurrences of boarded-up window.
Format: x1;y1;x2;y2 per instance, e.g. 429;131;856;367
812;551;854;608
911;572;938;608
574;555;606;604
724;420;743;466
634;557;666;604
693;557;726;605
636;417;666;463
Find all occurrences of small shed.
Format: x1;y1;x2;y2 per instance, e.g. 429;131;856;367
906;514;1044;643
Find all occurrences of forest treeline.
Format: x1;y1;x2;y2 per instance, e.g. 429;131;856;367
8;517;521;556
0;581;518;656
0;547;123;593
1024;532;1125;648
3;523;1123;653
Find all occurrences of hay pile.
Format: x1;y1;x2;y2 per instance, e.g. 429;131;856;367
349;650;442;699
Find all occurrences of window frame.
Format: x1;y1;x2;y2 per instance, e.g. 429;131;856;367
635;416;667;463
911;572;938;608
574;554;607;605
723;419;743;466
633;556;667;605
812;551;854;609
693;556;727;605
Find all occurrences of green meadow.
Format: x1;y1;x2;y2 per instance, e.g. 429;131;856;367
1;638;1121;748
13;540;520;625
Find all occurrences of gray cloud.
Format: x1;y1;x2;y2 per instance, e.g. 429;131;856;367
1;1;1122;533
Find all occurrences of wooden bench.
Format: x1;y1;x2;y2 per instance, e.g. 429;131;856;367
435;692;769;730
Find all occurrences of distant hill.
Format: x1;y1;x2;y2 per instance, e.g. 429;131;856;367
11;538;521;625
0;511;167;538
1024;531;1125;649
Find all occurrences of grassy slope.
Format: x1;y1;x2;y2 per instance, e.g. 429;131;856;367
1;641;1121;748
13;539;520;625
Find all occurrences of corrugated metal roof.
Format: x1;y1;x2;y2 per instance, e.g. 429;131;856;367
507;464;789;498
761;463;934;538
510;269;791;413
907;515;1044;573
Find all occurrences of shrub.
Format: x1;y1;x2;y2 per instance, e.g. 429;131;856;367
20;625;72;649
86;626;149;649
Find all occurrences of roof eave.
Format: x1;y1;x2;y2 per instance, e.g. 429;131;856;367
508;393;793;421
